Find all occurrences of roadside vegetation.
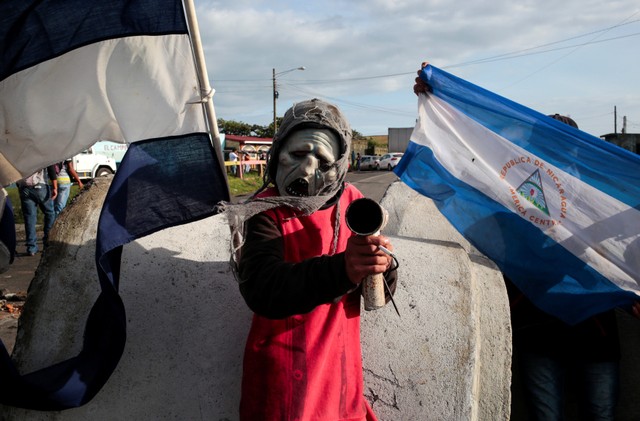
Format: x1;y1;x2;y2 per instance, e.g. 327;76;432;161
218;118;372;142
226;171;264;196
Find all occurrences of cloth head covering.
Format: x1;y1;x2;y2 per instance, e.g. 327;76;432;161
267;98;352;186
548;113;579;129
221;99;352;272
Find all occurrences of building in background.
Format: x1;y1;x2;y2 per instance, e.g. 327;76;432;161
388;128;413;153
600;133;639;155
223;135;272;159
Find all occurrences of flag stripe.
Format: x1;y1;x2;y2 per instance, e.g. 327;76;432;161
411;94;640;292
1;34;207;184
399;141;635;324
395;65;640;325
419;66;640;208
97;133;228;259
0;0;187;81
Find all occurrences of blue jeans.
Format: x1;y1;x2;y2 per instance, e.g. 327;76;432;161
519;350;619;420
54;183;71;215
19;184;56;254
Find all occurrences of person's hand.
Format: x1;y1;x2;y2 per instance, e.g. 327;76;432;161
344;235;394;285
51;188;58;201
631;301;640;319
413;61;432;96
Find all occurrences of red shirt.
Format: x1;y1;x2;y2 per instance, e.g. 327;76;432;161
240;184;377;421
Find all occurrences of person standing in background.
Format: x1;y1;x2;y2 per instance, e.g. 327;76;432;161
243;152;251;173
507;114;639;421
53;159;84;216
16;166;57;256
412;61;638;421
229;148;239;176
0;188;16;273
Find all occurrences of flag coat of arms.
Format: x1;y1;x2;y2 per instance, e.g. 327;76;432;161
0;0;228;410
395;65;640;326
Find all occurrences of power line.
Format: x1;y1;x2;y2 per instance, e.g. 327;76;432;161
210;13;639;133
498;12;639;89
211;16;640;85
448;31;640;70
281;82;416;117
447;16;640;69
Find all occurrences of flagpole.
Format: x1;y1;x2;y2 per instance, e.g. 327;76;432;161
182;0;227;176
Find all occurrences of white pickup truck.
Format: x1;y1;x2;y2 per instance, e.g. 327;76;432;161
73;141;128;180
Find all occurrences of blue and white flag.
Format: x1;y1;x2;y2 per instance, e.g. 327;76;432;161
0;0;210;185
0;0;229;410
395;65;640;326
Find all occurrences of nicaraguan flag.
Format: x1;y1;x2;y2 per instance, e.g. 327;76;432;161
395;64;640;326
0;0;229;410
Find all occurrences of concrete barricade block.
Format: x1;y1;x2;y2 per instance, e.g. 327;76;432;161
1;178;251;420
1;179;511;420
366;181;512;420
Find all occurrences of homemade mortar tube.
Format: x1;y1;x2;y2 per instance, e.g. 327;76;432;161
345;197;388;310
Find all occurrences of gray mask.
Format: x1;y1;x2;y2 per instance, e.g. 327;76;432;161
275;129;340;197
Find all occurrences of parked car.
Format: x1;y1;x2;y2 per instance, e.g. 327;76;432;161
377;153;404;170
358;155;381;171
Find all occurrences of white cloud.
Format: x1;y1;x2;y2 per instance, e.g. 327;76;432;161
194;0;640;137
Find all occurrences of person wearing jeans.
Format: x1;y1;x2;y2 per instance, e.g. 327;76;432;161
229;148;238;176
16;167;57;256
506;270;627;421
53;159;83;216
517;343;620;419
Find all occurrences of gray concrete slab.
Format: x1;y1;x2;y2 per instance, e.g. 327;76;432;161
1;178;512;420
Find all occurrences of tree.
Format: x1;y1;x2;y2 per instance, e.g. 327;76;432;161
352;129;373;141
252;118;280;138
217;118;281;138
219;117;368;142
218;118;253;136
352;129;363;139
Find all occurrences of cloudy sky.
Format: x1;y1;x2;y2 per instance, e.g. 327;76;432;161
193;0;639;138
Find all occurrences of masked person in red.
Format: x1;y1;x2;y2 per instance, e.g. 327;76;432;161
226;98;398;421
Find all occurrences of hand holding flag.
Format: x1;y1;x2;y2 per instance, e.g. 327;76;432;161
396;64;640;325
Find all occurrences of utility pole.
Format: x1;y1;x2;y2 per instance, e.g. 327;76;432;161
614;105;617;134
272;68;277;134
272;66;305;135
